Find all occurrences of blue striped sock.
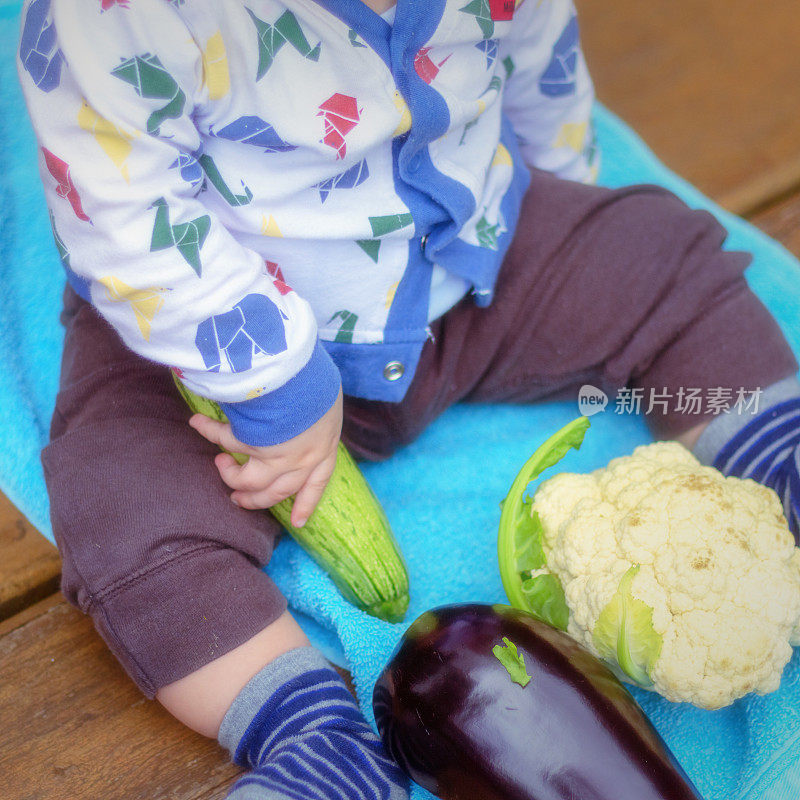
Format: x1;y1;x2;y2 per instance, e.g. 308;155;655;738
694;377;800;540
218;647;409;800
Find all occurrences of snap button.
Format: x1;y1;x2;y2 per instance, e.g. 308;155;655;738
420;234;429;251
383;360;405;381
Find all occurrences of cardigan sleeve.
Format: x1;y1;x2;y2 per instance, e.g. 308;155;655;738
17;0;340;445
500;0;599;184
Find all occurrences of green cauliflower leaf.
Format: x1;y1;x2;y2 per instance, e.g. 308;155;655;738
497;417;589;629
593;564;663;687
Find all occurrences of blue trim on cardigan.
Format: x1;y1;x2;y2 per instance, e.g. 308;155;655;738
433;115;531;305
323;336;426;401
310;0;392;66
220;340;341;446
390;0;477;260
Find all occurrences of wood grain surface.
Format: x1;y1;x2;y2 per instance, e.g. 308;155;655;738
0;600;239;800
752;194;800;258
576;0;800;215
0;493;59;622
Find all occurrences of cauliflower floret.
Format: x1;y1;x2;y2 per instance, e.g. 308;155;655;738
533;441;800;710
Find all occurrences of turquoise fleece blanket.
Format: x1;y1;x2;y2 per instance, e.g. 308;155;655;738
2;2;799;798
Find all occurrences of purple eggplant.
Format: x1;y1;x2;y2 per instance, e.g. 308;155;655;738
373;604;704;800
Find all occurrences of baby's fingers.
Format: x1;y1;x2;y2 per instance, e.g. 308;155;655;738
230;471;305;510
217;454;280;494
290;451;338;528
188;413;250;457
214;452;250;491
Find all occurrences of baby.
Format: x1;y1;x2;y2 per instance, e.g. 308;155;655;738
18;0;799;797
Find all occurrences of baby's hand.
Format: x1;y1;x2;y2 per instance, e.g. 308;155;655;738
189;388;343;527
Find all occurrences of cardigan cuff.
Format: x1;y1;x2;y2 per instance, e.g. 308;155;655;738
219;341;341;447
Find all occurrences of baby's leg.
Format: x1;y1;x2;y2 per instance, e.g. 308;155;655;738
346;169;795;447
157;613;307;737
343;169;798;536
43;285;291;716
43;286;407;797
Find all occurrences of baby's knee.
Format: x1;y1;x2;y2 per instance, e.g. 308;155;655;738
53;521;287;697
609;183;733;262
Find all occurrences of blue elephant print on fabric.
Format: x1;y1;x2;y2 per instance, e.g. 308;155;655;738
539;16;579;98
195;293;289;373
19;0;64;92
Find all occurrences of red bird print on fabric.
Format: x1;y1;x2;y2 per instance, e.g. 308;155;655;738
100;0;130;9
42;147;91;222
414;48;452;84
317;93;361;160
265;260;293;295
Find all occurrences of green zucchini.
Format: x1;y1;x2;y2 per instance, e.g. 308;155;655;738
172;374;410;622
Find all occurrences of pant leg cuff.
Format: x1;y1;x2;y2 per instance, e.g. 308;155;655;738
87;545;288;698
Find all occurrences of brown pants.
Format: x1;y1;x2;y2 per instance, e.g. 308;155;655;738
42;169;797;697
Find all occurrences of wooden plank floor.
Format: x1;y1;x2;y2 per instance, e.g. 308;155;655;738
577;0;800;215
0;493;60;623
2;2;800;798
0;599;238;800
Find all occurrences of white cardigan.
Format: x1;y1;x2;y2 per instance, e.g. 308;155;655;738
18;0;596;444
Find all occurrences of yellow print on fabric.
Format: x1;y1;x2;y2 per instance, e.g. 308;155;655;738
77;101;138;182
202;32;231;100
99;276;167;341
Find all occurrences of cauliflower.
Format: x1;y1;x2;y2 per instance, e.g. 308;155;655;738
497;418;800;710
